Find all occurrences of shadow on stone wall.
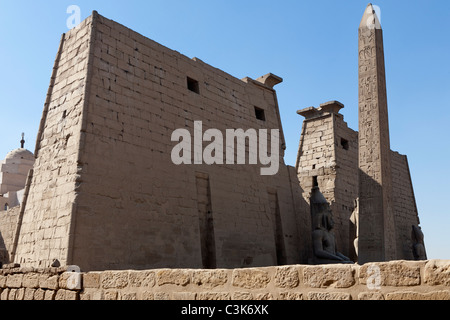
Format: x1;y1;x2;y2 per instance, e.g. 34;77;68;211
0;231;8;267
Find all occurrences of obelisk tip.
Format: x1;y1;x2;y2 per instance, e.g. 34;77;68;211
359;3;381;30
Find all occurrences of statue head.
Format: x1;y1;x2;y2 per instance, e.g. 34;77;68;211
310;187;334;231
411;225;424;243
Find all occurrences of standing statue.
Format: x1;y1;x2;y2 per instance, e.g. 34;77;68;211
350;198;359;257
411;225;427;260
310;187;353;264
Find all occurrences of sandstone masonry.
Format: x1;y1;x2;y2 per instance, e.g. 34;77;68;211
0;260;449;300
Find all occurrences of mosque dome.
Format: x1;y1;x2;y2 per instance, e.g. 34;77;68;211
5;148;34;161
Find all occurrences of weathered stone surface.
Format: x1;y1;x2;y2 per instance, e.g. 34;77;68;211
232;269;271;289
39;274;59;290
44;290;56;300
304;265;355;288
101;271;129;289
80;292;91;300
172;292;196;300
157;269;190;286
233;292;253;300
274;266;300;289
386;290;450;301
154;292;170;300
141;291;155;300
120;292;137;300
359;262;421;287
279;292;303;300
24;288;36;300
358;292;384;300
83;272;101;288
307;292;351;300
197;292;231;300
55;289;78;300
84;290;103;300
0;288;9;300
8;288;17;300
256;293;276;300
424;260;450;286
15;287;25;300
33;288;45;300
6;273;23;288
59;272;81;290
192;270;228;288
22;273;39;288
1;261;450;300
129;270;156;288
103;290;118;300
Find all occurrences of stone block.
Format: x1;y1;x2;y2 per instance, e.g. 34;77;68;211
0;275;6;288
303;265;355;288
15;287;25;300
279;292;303;300
8;288;17;300
307;292;351;300
196;292;231;300
6;273;23;288
359;261;421;287
172;292;196;300
24;288;36;300
385;290;450;300
192;270;228;288
232;292;253;300
33;288;45;300
59;272;82;290
39;274;59;290
80;292;91;300
22;273;40;288
255;293;275;300
274;266;300;289
129;270;156;288
0;288;9;300
83;272;101;288
120;292;137;300
83;290;103;300
232;268;271;289
101;271;129;289
156;269;190;286
44;290;56;300
154;292;170;300
55;289;78;300
104;290;118;300
140;291;155;300
423;260;450;286
358;292;384;300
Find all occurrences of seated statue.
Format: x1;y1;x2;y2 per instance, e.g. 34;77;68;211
411;225;427;260
312;203;353;264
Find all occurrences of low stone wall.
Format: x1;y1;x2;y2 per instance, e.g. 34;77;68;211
0;260;449;300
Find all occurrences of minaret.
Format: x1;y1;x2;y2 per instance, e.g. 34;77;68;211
20;132;25;149
358;4;396;263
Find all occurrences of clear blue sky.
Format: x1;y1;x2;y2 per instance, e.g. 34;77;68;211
1;0;449;260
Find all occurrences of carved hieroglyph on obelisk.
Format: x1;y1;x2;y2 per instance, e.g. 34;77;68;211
358;4;397;263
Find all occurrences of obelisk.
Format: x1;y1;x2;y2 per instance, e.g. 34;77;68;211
358;4;396;263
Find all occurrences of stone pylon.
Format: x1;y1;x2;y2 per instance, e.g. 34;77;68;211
358;3;397;263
